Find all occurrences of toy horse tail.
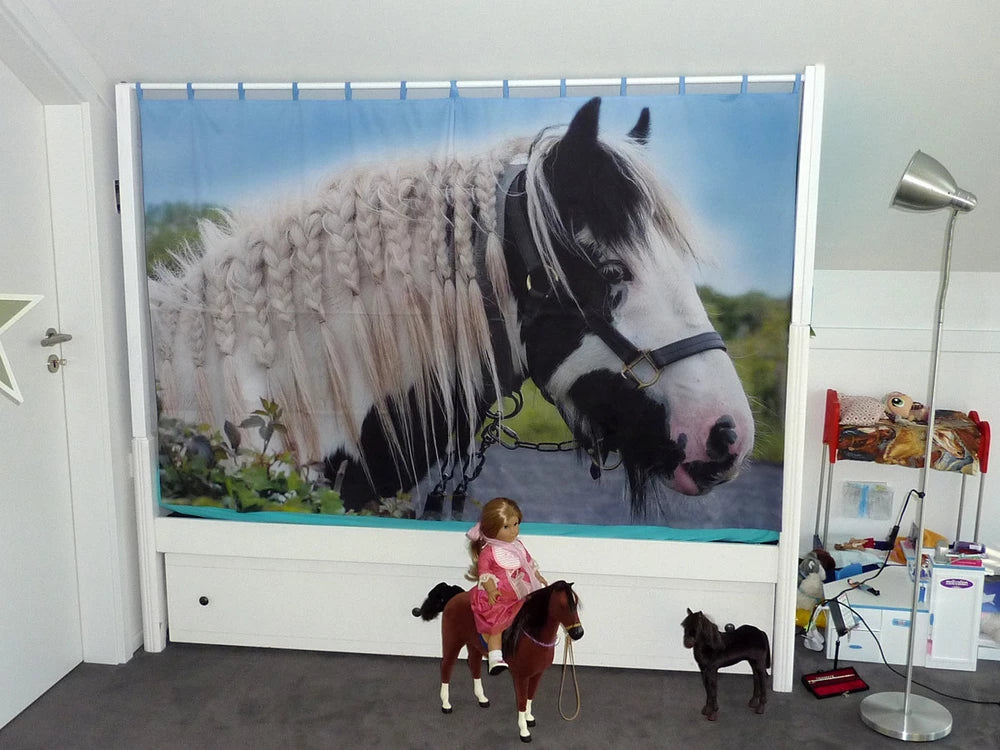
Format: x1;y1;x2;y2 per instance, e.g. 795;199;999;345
411;582;465;621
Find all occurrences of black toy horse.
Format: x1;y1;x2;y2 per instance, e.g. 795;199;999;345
681;608;770;721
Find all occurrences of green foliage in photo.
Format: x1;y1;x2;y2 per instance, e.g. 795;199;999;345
157;397;345;515
144;202;227;276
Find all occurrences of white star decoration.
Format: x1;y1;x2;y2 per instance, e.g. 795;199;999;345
0;294;43;404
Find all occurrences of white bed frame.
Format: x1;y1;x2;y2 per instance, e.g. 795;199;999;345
115;66;824;692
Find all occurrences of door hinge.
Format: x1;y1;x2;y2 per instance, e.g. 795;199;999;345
115;179;121;214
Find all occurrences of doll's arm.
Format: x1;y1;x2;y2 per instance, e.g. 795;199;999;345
481;576;500;605
478;547;502;605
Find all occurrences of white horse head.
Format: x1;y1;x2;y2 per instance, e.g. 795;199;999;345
503;97;753;512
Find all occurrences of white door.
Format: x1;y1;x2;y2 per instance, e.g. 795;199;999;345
0;58;83;728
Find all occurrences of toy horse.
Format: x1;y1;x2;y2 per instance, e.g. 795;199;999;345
681;608;770;721
414;580;584;742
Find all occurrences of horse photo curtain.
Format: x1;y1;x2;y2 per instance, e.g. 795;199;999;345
137;79;801;540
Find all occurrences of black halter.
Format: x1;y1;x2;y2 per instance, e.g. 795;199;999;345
499;164;726;390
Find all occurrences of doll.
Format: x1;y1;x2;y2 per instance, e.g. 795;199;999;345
466;497;548;675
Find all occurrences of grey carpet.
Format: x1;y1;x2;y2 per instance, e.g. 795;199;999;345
2;637;998;749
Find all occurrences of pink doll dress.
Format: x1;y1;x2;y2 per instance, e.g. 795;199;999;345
469;540;543;636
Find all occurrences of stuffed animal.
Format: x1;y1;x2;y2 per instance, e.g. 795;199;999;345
797;548;835;581
796;571;825;612
796;549;835;615
981;612;1000;644
884;391;929;423
838;391;928;426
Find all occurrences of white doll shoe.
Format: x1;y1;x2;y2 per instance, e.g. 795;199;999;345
488;651;508;675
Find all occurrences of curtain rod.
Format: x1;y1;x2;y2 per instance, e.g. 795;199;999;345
135;74;800;97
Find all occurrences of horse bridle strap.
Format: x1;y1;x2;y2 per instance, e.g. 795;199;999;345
499;162;727;390
581;311;727;389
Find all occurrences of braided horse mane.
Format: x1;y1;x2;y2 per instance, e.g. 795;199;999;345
147;105;698;502
149;136;533;481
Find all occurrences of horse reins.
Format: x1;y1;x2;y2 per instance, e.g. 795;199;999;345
498;162;727;390
558;629;582;721
519;616;583;722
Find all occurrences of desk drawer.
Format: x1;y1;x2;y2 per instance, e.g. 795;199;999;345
826;608;928;666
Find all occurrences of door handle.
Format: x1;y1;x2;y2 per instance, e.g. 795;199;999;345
41;328;72;347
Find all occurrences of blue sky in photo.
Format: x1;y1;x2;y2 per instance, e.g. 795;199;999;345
139;90;801;296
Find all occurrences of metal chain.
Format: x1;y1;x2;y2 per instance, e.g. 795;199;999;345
478;394;578;455
448;388;580;490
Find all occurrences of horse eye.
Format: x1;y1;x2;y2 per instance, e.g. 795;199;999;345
598;261;631;285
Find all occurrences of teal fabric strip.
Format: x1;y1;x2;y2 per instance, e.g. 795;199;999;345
159;503;777;543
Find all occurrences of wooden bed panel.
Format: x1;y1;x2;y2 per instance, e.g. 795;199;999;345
158;518;779;672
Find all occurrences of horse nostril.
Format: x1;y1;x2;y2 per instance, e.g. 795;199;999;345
706;416;738;460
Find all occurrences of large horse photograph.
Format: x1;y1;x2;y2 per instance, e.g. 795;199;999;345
140;86;801;536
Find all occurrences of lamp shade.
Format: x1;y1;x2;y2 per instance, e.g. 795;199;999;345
892;151;977;212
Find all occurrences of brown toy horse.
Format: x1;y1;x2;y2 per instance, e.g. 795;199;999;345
681;608;770;721
413;580;584;742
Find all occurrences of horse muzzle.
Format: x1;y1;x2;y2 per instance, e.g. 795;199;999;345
567;623;584;640
667;414;746;495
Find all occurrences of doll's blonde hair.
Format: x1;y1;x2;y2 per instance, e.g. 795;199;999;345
465;497;523;581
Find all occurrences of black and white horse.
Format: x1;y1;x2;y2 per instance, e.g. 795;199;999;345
147;96;754;514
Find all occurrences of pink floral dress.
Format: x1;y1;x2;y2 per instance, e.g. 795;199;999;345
470;540;543;635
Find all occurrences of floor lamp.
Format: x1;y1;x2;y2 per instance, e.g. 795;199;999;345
859;151;977;741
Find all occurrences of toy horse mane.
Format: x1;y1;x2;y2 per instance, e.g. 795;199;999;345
502;580;577;655
687;609;725;651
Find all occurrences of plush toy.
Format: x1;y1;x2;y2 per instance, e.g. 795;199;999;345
838;391;928;426
981;612;1000;645
798;548;836;581
796;549;835;625
884;391;929;423
796;571;825;612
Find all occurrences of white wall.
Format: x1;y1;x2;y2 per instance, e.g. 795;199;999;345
40;0;1000;278
805;271;1000;555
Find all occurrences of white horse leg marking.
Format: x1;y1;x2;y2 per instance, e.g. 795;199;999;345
525;697;534;724
440;682;451;712
517;709;531;740
472;677;489;707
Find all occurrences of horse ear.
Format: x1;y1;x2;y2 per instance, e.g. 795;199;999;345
687;607;693;615
565;97;601;144
627;107;650;145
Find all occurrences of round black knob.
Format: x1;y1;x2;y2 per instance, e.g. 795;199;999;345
199;596;209;606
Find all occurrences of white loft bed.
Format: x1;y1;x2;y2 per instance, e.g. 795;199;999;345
114;66;825;693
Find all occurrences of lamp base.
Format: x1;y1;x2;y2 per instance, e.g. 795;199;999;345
860;692;952;741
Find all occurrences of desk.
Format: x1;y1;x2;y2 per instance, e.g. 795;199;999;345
823;564;928;667
823;559;985;671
